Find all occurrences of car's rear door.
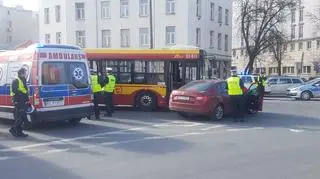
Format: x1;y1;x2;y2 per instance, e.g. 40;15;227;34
40;62;68;108
67;61;91;106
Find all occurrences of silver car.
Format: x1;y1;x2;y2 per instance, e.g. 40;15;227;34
287;78;320;100
266;76;304;96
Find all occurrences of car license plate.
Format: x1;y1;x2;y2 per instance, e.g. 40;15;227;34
44;100;64;107
177;96;189;101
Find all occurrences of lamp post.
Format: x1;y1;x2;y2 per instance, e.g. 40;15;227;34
149;0;154;49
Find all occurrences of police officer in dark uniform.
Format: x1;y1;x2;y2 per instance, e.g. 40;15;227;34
9;67;29;137
226;69;245;122
90;69;103;119
103;67;116;117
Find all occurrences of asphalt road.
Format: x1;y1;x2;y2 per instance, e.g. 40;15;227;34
0;98;319;179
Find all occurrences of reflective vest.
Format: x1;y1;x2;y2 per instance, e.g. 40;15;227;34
10;77;28;96
258;76;267;87
91;75;102;93
227;76;243;96
104;74;116;92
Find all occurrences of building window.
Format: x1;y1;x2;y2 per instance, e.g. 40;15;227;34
291;26;295;39
196;0;201;18
120;0;129;18
44;8;50;24
76;31;86;47
218;33;222;50
317;40;320;49
232;50;236;57
166;0;175;14
224;34;229;51
139;0;149;16
209;31;214;47
299;8;303;21
303;66;311;73
6;36;12;43
166;26;176;45
283;43;287;51
298;42;303;50
102;30;111;48
196;28;201;46
101;1;111;19
210;3;214;21
307;41;311;49
45;34;50;43
299;24;303;38
225;9;229;25
120;29;130;47
218;6;222;23
55;5;61;22
75;3;85;20
241;36;244;47
291;9;296;23
290;43;295;51
56;32;61;44
139;28;149;47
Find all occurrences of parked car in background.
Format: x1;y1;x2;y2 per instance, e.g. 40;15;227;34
287;78;320;100
266;76;304;96
239;75;257;88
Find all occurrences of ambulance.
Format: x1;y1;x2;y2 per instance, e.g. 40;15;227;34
0;43;92;126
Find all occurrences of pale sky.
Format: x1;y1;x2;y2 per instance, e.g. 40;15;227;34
3;0;39;11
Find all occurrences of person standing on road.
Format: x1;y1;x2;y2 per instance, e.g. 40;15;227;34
90;69;103;119
256;72;267;111
9;67;30;137
103;67;116;117
226;69;245;122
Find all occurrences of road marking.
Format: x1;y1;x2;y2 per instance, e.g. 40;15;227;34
128;127;145;131
0;157;10;161
226;127;264;132
200;125;225;131
289;129;304;133
44;149;70;154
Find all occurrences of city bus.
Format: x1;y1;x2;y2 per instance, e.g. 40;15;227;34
84;46;210;111
0;44;92;126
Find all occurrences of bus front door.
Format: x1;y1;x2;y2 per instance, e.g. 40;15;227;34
165;61;184;97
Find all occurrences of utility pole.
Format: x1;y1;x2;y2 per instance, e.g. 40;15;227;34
149;0;154;49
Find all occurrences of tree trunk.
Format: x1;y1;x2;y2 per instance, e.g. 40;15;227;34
245;56;255;74
277;60;282;76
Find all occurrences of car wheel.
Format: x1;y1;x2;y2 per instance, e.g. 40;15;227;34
177;112;189;118
136;92;157;112
210;104;224;121
301;91;311;101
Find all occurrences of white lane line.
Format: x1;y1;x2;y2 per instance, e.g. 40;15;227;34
0;157;10;161
128;127;145;131
289;129;304;133
226;127;264;132
44;149;70;154
200;125;225;131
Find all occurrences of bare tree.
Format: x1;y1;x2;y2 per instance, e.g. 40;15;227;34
236;0;296;73
268;30;287;76
307;12;320;31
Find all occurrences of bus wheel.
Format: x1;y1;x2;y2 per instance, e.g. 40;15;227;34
136;92;157;112
69;118;82;125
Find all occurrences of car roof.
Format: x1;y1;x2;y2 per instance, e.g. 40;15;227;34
191;79;223;84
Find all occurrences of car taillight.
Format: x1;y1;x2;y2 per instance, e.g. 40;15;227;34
33;87;40;106
195;96;208;103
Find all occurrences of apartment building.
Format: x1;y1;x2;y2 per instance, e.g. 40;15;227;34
232;0;320;78
39;0;233;77
0;5;38;50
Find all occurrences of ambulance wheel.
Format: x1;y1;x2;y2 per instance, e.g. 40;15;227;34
136;92;157;112
69;118;82;125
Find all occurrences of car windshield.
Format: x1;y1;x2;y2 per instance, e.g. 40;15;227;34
179;81;214;91
305;78;320;85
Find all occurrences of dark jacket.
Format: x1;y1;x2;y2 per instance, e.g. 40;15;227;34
12;77;29;105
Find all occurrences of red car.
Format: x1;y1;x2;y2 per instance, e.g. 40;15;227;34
169;80;255;120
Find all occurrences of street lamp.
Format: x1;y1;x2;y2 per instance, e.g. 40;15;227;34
149;0;154;49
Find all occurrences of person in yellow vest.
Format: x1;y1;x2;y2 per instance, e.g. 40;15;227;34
226;69;245;122
90;69;103;119
9;67;29;137
256;72;267;111
103;67;116;117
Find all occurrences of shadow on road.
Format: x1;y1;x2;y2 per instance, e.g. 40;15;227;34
0;145;83;179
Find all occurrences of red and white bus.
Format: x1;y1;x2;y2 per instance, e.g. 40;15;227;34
0;44;92;126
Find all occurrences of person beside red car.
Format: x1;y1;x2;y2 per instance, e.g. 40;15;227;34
226;69;245;122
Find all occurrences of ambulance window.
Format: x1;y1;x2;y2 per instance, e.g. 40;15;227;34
69;62;89;88
42;62;67;85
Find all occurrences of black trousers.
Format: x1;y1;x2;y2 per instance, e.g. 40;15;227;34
104;92;114;115
229;95;244;120
13;104;28;132
93;92;101;118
